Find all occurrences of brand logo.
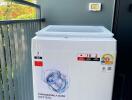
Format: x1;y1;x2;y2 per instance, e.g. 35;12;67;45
101;54;114;65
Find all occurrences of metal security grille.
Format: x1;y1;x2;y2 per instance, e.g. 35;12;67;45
0;19;45;100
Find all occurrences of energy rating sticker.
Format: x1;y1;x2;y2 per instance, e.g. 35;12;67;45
101;54;114;65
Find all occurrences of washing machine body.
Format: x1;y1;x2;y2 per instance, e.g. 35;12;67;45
31;25;117;100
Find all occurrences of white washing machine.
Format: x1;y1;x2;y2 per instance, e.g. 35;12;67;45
31;25;117;100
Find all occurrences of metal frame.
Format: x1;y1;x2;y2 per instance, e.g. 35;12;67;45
0;18;45;24
0;18;45;30
14;0;40;9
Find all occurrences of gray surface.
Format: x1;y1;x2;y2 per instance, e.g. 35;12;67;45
39;0;115;30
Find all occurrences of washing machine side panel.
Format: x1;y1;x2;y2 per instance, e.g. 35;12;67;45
31;38;39;100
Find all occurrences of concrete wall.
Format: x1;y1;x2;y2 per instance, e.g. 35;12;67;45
38;0;115;30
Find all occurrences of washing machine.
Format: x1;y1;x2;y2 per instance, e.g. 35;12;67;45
31;25;117;100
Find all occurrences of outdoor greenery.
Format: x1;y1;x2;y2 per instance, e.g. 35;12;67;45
0;0;37;20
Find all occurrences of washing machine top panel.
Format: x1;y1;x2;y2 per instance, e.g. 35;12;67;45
36;25;114;38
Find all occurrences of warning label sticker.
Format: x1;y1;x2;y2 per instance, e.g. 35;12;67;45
77;53;100;61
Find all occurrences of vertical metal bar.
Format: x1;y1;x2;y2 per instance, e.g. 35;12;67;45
37;21;40;31
13;24;21;100
39;8;42;30
41;20;46;29
0;62;3;100
34;21;36;33
34;21;37;32
20;23;27;100
0;26;9;100
35;21;38;32
23;22;30;100
40;20;43;29
17;23;23;100
34;22;37;33
29;22;33;100
13;24;19;100
24;22;30;100
31;22;35;36
8;24;16;100
26;22;32;100
37;21;42;30
34;21;37;31
0;25;3;100
3;25;14;100
19;23;24;100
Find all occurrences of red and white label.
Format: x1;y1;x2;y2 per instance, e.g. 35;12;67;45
77;53;100;61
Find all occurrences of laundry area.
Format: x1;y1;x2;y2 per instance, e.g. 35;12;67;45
0;0;132;100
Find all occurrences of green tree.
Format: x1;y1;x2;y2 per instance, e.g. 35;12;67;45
0;0;37;20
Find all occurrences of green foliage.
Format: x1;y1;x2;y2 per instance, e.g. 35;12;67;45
16;13;36;19
5;0;25;1
0;1;37;20
4;0;13;1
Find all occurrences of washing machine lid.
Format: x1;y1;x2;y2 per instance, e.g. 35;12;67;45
36;25;114;38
